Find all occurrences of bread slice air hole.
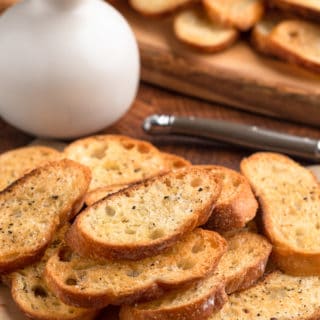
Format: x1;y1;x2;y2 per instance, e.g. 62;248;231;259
91;146;107;159
121;141;135;150
191;177;203;188
191;240;205;253
32;285;48;298
149;228;165;240
58;247;73;262
65;278;77;286
289;30;299;38
126;270;141;277
137;144;151;154
177;258;195;270
105;206;116;217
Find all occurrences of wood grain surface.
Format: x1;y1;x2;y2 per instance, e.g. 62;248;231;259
115;3;320;127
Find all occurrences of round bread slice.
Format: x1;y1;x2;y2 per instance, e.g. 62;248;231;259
241;152;320;276
45;229;226;309
268;19;320;73
209;271;320;319
203;0;265;31
129;0;195;16
0;159;91;273
10;225;98;320
0;146;62;192
66;167;222;260
174;7;238;52
119;232;271;320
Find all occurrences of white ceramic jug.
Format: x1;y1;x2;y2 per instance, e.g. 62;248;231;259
0;0;140;139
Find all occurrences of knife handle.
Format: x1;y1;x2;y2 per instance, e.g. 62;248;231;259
143;115;320;160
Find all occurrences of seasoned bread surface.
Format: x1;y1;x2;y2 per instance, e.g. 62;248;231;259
120;232;271;320
10;225;98;320
210;271;320;319
203;0;265;31
202;166;257;232
174;6;238;52
64;135;182;192
45;229;226;309
84;152;191;206
268;19;320;73
241;152;320;275
0;159;91;273
0;146;62;191
129;0;195;16
66;167;222;260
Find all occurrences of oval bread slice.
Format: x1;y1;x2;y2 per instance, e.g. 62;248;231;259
119;232;271;320
203;0;265;31
10;225;98;320
174;7;238;53
268;19;320;73
0;146;62;192
64;135;185;192
0;159;91;273
129;0;195;16
45;229;226;309
66;167;222;260
241;152;320;276
209;271;320;319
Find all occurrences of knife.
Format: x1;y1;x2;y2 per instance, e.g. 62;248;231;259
143;114;320;161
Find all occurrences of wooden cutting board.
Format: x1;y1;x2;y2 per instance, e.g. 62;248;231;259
115;3;320;127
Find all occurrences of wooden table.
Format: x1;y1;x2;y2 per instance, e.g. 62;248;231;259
2;82;320;170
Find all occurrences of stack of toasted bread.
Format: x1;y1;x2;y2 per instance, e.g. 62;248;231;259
1;134;320;320
126;0;320;74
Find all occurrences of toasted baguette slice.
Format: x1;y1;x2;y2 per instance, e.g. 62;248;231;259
66;167;222;260
241;152;320;276
64;135;185;192
199;166;257;232
45;229;226;309
129;0;195;16
84;152;191;206
267;19;320;73
210;271;320;319
271;0;320;21
120;232;271;320
251;14;283;55
0;146;62;191
174;6;238;53
203;0;265;31
0;159;91;273
10;225;98;320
